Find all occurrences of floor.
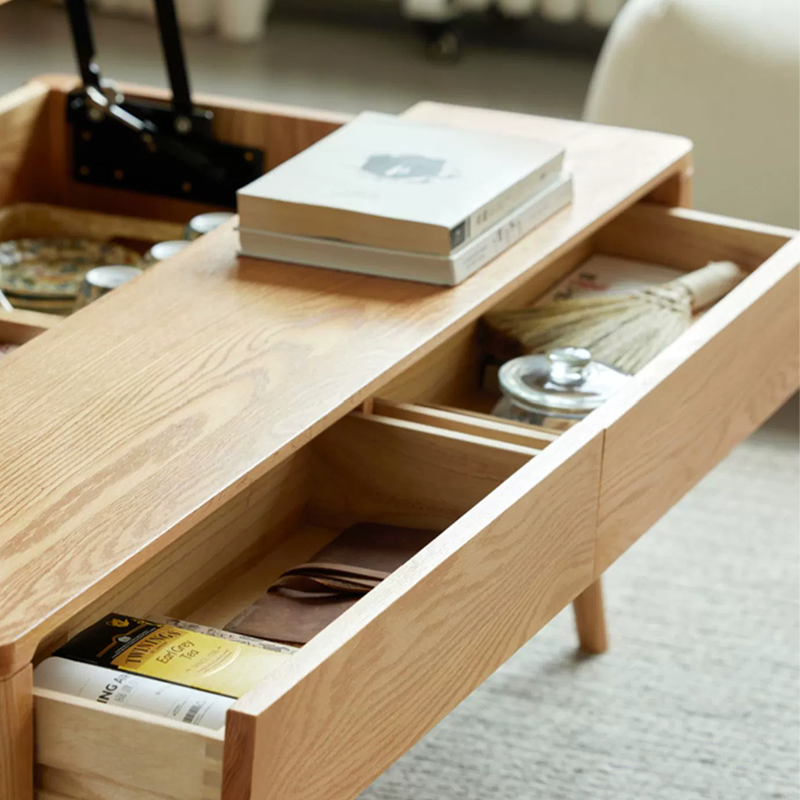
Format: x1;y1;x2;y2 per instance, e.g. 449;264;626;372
0;0;595;118
2;3;798;798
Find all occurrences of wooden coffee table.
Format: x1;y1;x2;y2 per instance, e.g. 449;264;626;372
0;75;797;800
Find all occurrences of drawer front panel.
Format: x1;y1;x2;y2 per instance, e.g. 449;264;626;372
223;425;603;800
595;233;800;571
34;689;224;800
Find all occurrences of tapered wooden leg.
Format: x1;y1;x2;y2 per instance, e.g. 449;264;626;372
572;578;608;654
0;664;34;800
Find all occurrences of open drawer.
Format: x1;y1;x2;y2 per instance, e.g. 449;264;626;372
29;203;798;800
378;202;800;573
33;411;601;800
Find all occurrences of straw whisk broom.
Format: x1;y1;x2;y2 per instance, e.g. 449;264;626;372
483;261;747;374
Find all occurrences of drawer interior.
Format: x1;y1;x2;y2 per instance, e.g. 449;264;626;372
2;77;345;225
183;412;538;632
32;412;540;799
0;77;346;326
377;202;794;418
34;411;537;656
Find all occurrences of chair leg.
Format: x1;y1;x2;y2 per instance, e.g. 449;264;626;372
572;577;608;654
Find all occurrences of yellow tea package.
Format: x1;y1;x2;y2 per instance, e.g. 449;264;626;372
55;613;291;698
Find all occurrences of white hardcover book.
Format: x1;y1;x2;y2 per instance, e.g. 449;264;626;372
237;111;565;256
239;172;572;286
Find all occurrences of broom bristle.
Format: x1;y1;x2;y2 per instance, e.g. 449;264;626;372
485;286;693;373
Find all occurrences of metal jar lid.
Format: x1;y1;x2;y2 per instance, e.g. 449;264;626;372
144;240;192;264
185;212;235;240
498;347;630;419
73;265;143;312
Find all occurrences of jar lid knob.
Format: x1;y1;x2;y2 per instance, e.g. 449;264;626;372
548;347;592;387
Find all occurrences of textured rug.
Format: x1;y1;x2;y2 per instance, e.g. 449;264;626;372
362;397;800;800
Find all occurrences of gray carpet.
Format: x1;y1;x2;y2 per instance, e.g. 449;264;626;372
362;397;800;800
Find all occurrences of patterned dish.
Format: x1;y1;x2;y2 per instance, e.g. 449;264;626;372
0;238;141;299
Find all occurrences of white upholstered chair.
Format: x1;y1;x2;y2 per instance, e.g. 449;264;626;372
584;0;799;228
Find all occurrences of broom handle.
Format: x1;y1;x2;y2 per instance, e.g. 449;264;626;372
674;261;747;311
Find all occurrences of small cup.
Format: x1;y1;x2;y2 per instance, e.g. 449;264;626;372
73;265;143;312
183;212;235;241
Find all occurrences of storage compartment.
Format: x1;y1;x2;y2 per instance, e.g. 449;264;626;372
0;203;187;316
377;203;795;414
32;411;541;800
1;77;346;225
378;201;798;570
0;77;347;322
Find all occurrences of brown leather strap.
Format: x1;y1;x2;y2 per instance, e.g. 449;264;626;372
269;561;392;597
282;562;391;581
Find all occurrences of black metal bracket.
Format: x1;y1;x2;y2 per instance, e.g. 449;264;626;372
64;0;264;208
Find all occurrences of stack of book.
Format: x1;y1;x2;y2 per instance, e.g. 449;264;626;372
237;112;572;286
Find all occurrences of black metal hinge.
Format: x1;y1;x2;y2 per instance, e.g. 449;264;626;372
64;0;265;208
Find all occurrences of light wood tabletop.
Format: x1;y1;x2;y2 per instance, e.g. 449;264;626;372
0;100;691;674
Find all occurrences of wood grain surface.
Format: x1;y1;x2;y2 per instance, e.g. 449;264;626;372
0;81;49;207
427;404;561;441
34;689;224;800
643;165;693;208
0;202;184;244
0;91;691;673
2;78;797;800
593;219;799;571
37;766;183;800
308;412;536;529
595;203;795;273
223;421;604;800
371;399;553;449
0;665;33;800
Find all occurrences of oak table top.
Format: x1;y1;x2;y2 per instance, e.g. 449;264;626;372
0;101;691;673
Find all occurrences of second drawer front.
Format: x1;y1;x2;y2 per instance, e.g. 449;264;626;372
595;219;800;571
222;424;603;800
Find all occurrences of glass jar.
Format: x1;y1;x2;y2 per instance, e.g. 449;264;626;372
492;346;630;429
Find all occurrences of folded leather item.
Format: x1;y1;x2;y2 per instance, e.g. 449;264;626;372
225;522;440;645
